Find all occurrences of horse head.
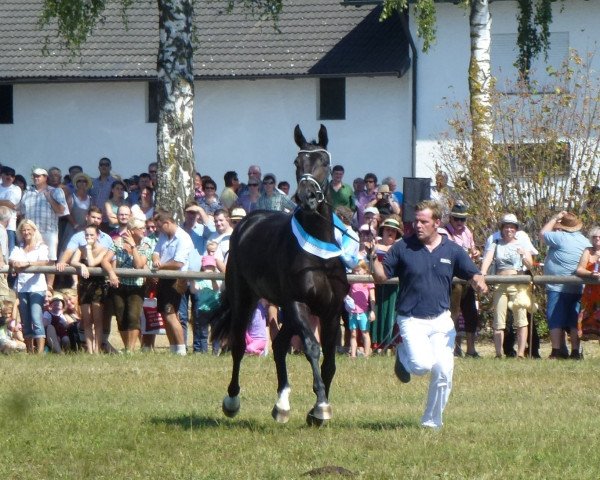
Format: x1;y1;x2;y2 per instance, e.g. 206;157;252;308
293;124;331;212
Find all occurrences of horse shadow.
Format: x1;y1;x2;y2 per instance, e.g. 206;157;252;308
150;415;419;432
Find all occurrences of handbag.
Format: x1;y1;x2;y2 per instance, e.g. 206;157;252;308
140;294;166;335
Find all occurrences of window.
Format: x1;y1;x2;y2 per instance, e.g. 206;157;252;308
491;32;569;93
0;84;13;124
148;80;159;123
319;78;345;120
494;142;571;177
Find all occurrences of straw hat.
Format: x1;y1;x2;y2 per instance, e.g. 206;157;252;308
450;203;469;219
499;213;519;228
380;217;402;233
556;212;583;232
72;172;92;190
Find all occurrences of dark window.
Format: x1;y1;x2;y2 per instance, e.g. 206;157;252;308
319;78;345;120
148;80;159;123
0;85;13;124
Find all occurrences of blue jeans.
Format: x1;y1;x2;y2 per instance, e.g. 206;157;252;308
18;291;45;338
178;289;210;352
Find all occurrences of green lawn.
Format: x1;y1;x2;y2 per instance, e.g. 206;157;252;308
2;342;600;479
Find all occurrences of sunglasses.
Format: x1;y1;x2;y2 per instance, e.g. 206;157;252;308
204;186;216;190
365;179;375;183
263;181;275;185
451;217;467;222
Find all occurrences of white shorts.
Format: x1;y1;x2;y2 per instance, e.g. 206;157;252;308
41;230;58;261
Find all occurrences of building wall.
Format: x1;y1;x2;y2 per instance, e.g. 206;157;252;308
0;75;412;189
412;0;599;180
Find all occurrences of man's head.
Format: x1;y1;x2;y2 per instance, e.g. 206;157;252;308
331;165;345;184
224;171;239;190
382;176;397;192
213;208;231;234
31;168;48;189
86;206;103;226
48;167;62;187
184;201;201;225
117;205;131;228
364;173;377;192
68;165;83;178
0;166;15;186
148;162;158;187
154;209;177;236
98;157;112;176
137;173;152;190
414;200;442;244
247;165;262;182
448;203;469;234
435;171;448;190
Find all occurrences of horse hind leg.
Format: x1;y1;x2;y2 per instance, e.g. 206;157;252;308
222;282;255;419
271;322;294;423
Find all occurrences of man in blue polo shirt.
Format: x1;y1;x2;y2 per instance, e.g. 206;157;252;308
372;200;487;429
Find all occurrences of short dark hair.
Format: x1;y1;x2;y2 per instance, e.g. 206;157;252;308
332;165;345;173
1;166;15;176
364;173;377;183
99;157;111;166
224;171;238;187
87;206;102;216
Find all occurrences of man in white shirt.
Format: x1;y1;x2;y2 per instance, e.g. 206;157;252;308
152;209;194;355
0;166;22;254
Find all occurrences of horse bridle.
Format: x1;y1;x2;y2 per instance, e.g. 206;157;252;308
297;148;331;205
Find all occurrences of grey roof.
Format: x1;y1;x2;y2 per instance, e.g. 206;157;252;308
0;0;409;82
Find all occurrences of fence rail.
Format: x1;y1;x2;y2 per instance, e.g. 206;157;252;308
1;266;597;286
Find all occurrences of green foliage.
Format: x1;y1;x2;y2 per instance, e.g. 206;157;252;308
39;0;136;56
383;0;558;75
438;50;600;243
516;0;555;79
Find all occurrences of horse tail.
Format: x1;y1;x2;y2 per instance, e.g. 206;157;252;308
209;292;232;342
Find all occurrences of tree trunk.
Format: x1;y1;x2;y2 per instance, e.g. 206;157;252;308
468;0;494;210
156;0;195;222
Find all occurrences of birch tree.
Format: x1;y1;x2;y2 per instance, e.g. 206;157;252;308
381;0;557;218
39;0;282;221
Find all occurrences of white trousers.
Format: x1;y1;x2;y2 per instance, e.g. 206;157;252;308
396;311;455;429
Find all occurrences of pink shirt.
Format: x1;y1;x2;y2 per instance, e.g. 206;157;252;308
349;283;374;314
443;223;475;251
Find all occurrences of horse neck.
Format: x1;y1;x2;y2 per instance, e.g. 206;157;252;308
295;202;336;243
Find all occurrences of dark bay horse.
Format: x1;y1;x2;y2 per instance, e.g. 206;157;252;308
211;124;349;425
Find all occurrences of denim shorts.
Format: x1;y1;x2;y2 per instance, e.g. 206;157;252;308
349;312;368;332
546;290;581;330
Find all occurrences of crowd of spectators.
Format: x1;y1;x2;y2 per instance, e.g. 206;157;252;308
0;157;599;360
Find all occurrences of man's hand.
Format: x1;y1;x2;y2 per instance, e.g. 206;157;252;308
471;274;488;295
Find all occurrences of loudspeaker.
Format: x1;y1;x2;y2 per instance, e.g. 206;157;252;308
402;177;431;222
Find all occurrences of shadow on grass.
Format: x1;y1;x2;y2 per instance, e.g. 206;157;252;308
151;415;271;432
151;414;419;432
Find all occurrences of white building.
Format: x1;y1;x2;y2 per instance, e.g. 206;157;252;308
0;0;597;190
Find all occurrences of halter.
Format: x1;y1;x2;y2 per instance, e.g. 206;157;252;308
297;148;332;205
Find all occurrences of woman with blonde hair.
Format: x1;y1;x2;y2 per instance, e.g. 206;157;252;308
8;219;50;353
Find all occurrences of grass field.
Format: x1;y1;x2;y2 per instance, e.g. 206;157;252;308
2;340;600;479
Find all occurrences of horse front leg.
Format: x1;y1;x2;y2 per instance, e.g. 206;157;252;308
223;338;244;418
271;321;293;423
289;303;331;426
320;312;339;400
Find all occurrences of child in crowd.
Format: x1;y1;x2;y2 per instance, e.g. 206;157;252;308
60;288;84;351
3;300;24;343
0;300;26;353
246;299;268;356
192;254;221;354
42;293;73;353
345;260;376;357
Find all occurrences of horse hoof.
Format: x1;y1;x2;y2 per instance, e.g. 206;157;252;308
306;404;332;427
222;396;240;418
271;405;290;424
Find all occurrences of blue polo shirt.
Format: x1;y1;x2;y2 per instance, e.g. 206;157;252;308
382;235;480;318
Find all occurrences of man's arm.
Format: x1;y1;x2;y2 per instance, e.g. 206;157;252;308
370;255;388;284
539;211;567;244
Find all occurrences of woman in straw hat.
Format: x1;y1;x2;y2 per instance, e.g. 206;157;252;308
576;225;600;342
481;213;534;358
540;211;590;359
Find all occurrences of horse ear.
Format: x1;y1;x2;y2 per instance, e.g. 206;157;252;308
318;124;328;148
294;124;307;148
